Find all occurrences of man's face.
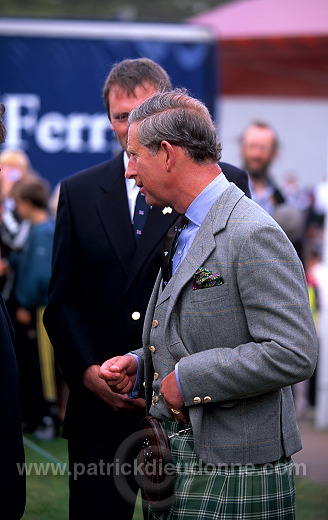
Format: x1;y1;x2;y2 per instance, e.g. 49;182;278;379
108;82;158;152
0;165;24;199
126;123;170;208
241;126;277;179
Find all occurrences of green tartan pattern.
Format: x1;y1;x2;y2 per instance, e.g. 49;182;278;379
148;421;295;520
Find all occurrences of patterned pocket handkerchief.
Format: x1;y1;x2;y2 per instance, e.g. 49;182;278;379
192;266;224;290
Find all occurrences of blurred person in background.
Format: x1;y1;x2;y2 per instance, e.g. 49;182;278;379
1;174;58;440
239;120;284;215
297;180;328;417
282;172;312;213
294;246;323;417
0;148;31;199
0;148;33;297
0;102;26;519
240;120;306;262
0;149;32;252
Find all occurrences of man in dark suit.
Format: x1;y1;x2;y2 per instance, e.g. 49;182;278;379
43;58;250;520
0;102;26;520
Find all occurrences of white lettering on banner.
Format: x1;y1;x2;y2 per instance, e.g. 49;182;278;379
4;94;40;149
35;112;67;153
3;93;111;153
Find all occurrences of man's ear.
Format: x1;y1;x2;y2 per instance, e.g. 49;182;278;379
160;140;175;171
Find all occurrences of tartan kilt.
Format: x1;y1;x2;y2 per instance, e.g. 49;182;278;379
148;421;295;520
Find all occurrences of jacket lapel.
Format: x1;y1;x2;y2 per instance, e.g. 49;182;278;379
95;153;136;278
158;185;245;326
126;206;178;289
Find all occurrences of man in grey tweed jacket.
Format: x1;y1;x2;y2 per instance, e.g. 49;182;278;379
100;89;318;520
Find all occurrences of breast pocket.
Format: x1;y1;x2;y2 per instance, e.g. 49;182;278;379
191;283;229;303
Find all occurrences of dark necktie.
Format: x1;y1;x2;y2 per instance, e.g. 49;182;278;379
133;191;150;243
161;214;189;287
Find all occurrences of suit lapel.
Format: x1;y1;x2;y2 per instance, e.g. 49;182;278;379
126;207;178;289
158;224;217;323
157;185;245;326
94;153;179;283
95;153;136;278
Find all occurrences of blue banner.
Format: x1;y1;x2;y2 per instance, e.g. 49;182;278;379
1;22;216;187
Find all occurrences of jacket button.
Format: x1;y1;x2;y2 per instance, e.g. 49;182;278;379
153;372;159;380
131;311;141;320
152;395;159;405
152;319;159;327
204;396;212;403
193;397;202;404
149;345;156;353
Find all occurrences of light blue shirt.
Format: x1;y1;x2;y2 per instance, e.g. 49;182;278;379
173;173;230;392
249;180;276;216
172;173;230;274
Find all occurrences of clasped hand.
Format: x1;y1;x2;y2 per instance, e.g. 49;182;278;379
99;355;187;423
99;355;137;394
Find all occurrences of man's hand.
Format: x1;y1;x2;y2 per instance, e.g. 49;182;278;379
83;364;144;412
99;355;138;394
161;370;188;423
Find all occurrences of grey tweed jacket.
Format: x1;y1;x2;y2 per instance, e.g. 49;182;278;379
136;183;318;466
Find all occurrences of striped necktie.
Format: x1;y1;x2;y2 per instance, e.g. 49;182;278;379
161;214;189;287
133;191;150;243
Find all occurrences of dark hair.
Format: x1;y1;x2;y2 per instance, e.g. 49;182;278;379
103;58;172;119
129;88;222;164
0;103;6;145
11;175;51;209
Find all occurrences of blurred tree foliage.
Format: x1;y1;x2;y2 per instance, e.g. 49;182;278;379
0;0;233;22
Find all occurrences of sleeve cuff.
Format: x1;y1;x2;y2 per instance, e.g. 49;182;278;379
175;361;183;394
126;353;142;398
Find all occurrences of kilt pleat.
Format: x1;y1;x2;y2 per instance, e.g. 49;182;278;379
148;421;295;520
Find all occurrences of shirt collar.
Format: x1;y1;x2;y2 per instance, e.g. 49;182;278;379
124;151;138;195
123;151;129;170
185;173;230;227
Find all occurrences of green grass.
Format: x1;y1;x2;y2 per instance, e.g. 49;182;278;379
22;435;328;520
22;434;143;520
22;435;69;520
296;478;328;520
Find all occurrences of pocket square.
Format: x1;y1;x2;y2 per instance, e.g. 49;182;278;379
192;267;224;290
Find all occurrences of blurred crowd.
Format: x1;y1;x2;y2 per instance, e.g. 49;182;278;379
0;148;66;441
0;120;326;440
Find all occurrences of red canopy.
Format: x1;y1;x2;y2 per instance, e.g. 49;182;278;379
188;0;328;39
188;0;328;97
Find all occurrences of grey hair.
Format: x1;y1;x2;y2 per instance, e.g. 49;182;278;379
128;89;222;164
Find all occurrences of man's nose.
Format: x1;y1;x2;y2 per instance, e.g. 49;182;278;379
125;157;135;179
